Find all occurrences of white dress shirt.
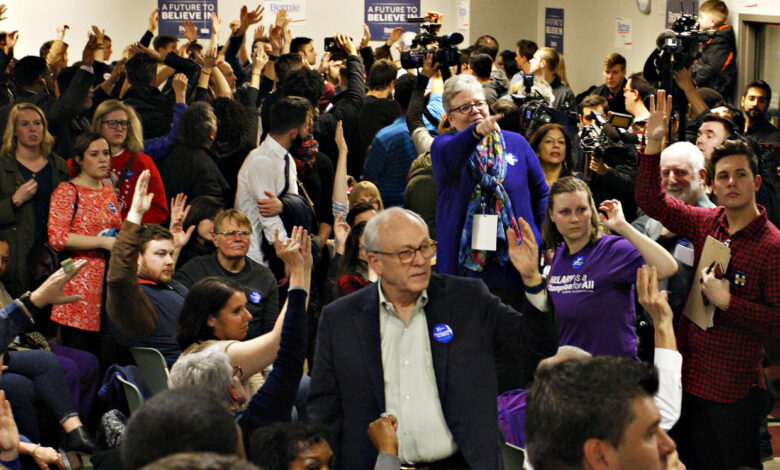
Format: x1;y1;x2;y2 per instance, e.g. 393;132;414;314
378;281;458;464
235;136;297;265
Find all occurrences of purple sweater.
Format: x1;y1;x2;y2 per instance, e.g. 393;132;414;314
431;125;548;290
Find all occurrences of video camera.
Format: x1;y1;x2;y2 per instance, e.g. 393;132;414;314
643;12;715;84
508;75;578;139
579;110;636;165
400;17;463;70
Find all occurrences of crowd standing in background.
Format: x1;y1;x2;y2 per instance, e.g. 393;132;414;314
0;0;778;469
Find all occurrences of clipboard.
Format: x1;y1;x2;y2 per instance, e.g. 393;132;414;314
683;236;731;330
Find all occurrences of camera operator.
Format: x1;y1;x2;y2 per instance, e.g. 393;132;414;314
528;47;576;115
623;72;657;148
579;95;640;222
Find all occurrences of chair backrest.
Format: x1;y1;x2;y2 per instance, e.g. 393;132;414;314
130;347;170;396
116;374;145;416
502;442;525;470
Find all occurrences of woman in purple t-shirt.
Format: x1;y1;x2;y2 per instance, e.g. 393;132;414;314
512;177;677;358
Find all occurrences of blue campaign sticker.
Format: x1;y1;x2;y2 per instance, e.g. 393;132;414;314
249;291;262;304
126;169;134;179
108;202;117;214
572;255;585;270
432;324;453;343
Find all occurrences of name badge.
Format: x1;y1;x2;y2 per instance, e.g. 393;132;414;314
471;214;498;251
673;242;694;267
249;291;262;304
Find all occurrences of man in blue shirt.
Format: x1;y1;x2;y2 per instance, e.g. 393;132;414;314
363;74;421;207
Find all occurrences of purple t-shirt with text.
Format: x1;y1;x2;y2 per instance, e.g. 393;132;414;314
548;234;645;358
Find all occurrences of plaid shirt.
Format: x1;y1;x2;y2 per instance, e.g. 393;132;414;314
636;152;780;402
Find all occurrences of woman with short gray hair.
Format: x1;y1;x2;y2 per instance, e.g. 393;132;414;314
430;73;550;392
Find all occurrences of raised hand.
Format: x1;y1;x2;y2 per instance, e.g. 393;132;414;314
426;10;443;23
636;265;672;320
333;212;350;251
251;46;269;73
645;89;673;154
335;120;347;155
274;9;287;29
273;227;303;270
359;24;371;49
598;199;627;232
134;42;162;61
254;25;266;40
0;5;7;22
169;193;194;249
507;216;541;283
82;31;101;66
268;24;283;55
182;19;197;42
172;73;188;102
203;45;217;70
386;26;403;45
240;3;265;34
300;229;313;272
56;25;69;41
421;53;439;78
128;169;153;223
210;13;222;37
334;33;357;57
148;8;160;33
4;30;17;51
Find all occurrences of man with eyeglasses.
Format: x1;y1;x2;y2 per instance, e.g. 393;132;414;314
174;209;280;339
309;207;557;470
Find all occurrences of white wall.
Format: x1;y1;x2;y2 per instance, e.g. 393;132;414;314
0;0;467;64
470;0;537;56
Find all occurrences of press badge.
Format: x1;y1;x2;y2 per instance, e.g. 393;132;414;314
673;240;694;267
472;214;498;251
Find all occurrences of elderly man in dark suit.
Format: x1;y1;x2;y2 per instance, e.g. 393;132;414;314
308;207;557;469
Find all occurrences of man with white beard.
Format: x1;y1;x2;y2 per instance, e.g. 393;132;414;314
632;142;715;319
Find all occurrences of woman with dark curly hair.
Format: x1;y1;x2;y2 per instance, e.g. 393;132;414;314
248;422;334;470
156;102;229;204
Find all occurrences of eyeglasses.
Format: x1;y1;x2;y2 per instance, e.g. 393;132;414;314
449;100;487;114
102;119;129;129
214;230;251;238
232;365;243;379
371;240;437;264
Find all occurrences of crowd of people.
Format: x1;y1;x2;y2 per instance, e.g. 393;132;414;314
0;0;778;469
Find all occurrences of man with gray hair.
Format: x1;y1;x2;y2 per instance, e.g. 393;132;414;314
308;207;557;470
632;141;715;319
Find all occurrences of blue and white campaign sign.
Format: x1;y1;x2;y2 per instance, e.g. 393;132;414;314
544;7;564;54
158;0;217;39
265;0;307;26
365;0;420;40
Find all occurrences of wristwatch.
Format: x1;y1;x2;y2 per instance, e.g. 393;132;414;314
19;291;41;315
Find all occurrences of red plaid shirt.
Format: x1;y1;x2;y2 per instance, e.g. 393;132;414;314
637;152;780;402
